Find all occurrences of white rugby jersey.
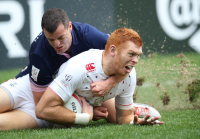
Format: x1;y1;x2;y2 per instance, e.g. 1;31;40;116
49;49;136;110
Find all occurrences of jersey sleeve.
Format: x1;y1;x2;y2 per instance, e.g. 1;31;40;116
115;68;137;110
49;61;85;103
15;65;29;78
82;24;109;50
29;53;53;88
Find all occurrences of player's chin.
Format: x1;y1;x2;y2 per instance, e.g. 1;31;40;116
118;71;128;76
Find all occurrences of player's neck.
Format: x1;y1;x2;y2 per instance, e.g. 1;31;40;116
102;51;115;76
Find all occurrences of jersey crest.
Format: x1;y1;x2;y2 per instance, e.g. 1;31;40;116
61;74;73;87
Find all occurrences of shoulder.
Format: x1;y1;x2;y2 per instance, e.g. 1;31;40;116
58;50;102;75
71;49;102;62
72;22;91;30
30;32;50;56
72;22;108;37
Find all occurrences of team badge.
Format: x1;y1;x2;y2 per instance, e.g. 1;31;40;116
61;74;73;87
31;65;40;82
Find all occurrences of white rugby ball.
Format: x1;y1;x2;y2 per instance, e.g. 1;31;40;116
64;94;82;113
133;103;161;118
54;94;82;128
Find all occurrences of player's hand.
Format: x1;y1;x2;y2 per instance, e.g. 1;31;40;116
80;97;93;121
93;106;108;121
134;114;164;125
90;80;111;97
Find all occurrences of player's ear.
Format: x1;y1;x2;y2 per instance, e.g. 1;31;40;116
68;22;72;32
110;45;116;57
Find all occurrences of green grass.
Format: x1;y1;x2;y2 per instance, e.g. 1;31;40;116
0;109;200;139
0;68;21;83
0;52;200;138
135;53;200;111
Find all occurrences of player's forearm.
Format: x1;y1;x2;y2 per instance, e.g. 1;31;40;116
117;114;134;125
36;105;76;125
116;107;134;125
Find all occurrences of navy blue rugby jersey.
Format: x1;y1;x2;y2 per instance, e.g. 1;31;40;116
16;22;109;87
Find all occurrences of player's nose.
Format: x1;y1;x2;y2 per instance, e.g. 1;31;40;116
54;40;60;47
131;55;138;64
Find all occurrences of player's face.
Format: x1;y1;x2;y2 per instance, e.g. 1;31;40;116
113;41;142;75
44;22;72;53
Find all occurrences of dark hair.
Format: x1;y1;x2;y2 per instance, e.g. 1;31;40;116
41;8;70;33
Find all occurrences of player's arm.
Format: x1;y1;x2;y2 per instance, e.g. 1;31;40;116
32;91;44;105
116;107;163;125
116;107;134;124
30;80;48;105
36;87;93;125
91;74;127;97
30;78;48;105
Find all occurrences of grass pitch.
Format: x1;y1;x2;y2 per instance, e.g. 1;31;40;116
0;109;200;139
135;52;200;111
0;52;200;138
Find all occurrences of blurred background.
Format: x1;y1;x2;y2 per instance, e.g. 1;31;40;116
0;0;199;70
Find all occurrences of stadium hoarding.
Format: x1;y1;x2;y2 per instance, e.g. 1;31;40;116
0;0;199;70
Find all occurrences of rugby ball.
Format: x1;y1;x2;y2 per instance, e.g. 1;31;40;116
64;94;82;113
54;94;83;128
133;103;161;118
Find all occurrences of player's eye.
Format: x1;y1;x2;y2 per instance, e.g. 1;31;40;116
48;39;54;42
129;53;134;56
58;36;64;40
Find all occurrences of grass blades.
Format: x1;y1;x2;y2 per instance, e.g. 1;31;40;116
135;53;200;111
0;109;200;139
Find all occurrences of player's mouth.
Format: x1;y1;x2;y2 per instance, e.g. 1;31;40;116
57;46;64;52
57;46;63;49
125;65;133;73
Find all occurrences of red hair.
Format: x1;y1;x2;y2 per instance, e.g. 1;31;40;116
105;28;142;53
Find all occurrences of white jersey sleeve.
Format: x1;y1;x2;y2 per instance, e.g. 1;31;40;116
115;68;136;110
49;60;85;103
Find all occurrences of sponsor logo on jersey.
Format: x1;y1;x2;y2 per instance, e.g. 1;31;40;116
31;65;40;82
85;63;96;73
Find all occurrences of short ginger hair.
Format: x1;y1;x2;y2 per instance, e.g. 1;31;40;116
105;28;142;53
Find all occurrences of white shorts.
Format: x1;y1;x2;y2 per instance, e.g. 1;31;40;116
0;74;54;128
